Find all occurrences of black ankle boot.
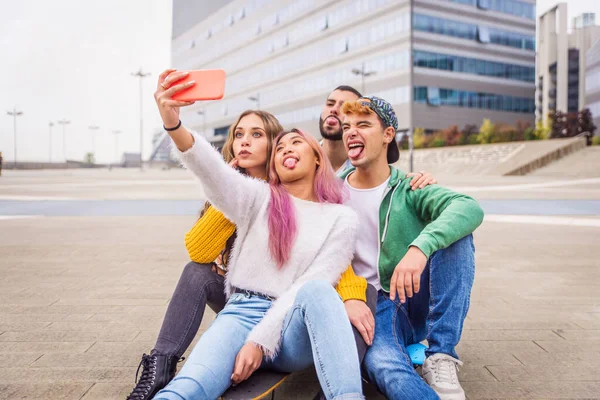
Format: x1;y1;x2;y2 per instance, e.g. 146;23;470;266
126;350;180;400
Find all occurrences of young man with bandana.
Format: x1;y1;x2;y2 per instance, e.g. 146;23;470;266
339;96;484;400
318;86;437;356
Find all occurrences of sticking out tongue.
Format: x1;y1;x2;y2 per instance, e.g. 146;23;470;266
326;118;338;127
348;146;364;159
284;158;297;169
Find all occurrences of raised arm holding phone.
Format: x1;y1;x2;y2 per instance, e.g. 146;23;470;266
150;69;365;400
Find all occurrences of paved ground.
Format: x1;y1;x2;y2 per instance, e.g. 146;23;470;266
0;168;599;399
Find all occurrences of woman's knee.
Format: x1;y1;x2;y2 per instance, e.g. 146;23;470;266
296;280;338;306
182;261;215;281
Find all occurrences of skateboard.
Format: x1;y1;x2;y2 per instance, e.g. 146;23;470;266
406;342;428;366
220;370;290;400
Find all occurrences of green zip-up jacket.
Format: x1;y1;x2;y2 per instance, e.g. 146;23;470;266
339;166;484;292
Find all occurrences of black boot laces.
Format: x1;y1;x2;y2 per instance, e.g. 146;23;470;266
127;353;158;399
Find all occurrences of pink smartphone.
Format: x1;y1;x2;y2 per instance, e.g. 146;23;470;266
171;69;226;101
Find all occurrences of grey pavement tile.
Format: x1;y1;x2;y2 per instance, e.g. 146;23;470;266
0;383;93;400
84;341;155;354
0;342;94;353
0;294;60;306
0;353;44;367
456;341;547;367
458;365;498;382
87;313;163;323
0;367;132;383
511;349;600;366
31;352;142;368
0;304;125;314
534;340;600;353
554;329;600;340
0;313;93;323
45;321;162;332
462;381;600;399
464;320;583;330
53;298;168;306
80;383;131;400
487;364;600;382
461;330;564;341
0;322;51;332
0;330;139;342
132;330;158;342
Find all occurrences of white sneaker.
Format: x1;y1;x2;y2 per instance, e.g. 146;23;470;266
422;353;465;400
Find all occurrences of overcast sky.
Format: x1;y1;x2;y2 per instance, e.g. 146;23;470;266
0;0;172;163
0;0;598;163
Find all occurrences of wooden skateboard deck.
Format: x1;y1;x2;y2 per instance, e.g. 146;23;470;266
220;370;290;400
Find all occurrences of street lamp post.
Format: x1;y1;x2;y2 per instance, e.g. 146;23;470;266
248;93;260;110
197;109;206;135
88;124;100;161
131;68;151;170
112;130;121;167
48;121;54;163
6;107;23;169
351;62;377;94
407;129;414;173
57;119;71;162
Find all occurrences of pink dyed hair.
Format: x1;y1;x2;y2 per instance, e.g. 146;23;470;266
267;129;347;268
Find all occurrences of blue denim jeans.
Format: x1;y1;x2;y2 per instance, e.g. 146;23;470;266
363;234;475;400
154;280;364;400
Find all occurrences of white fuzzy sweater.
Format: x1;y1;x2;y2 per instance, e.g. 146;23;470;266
175;133;358;357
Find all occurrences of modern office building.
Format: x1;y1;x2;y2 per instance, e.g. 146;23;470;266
537;4;600;125
170;0;536;144
585;39;600;133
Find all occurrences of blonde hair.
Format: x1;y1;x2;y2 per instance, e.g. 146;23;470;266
341;100;374;117
198;109;283;219
220;110;283;177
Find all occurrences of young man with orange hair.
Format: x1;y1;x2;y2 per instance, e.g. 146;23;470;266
340;96;484;400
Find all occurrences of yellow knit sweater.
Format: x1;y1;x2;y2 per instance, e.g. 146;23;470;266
185;205;367;302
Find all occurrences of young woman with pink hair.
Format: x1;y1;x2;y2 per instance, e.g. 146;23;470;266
153;70;364;400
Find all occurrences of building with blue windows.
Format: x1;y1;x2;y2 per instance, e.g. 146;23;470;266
171;0;536;139
537;4;600;125
585;39;600;133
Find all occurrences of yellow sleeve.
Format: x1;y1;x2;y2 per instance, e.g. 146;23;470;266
185;206;236;264
335;265;367;302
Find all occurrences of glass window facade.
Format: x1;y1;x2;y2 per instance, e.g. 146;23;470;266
277;85;410;127
413;14;535;50
414;86;535;113
210;50;410;121
413;50;535;82
443;0;535;19
586;67;600;94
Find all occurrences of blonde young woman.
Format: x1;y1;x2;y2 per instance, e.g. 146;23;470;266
151;69;364;400
127;108;284;400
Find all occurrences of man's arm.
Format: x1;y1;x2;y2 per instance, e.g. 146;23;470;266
409;185;484;258
390;185;483;303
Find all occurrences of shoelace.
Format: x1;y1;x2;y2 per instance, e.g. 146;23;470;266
127;353;157;400
432;357;462;385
